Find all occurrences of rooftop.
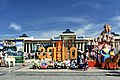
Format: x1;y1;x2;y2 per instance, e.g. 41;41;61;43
19;34;28;37
62;29;74;34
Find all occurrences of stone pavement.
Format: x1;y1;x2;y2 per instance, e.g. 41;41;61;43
0;59;120;80
0;68;120;80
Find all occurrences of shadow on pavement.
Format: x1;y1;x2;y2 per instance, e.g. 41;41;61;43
105;71;120;77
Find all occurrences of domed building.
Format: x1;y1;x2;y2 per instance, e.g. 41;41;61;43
17;28;94;54
1;28;120;60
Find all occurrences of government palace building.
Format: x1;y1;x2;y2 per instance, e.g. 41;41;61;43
14;28;120;55
0;28;120;57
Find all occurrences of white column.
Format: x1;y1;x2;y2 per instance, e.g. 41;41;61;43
118;43;120;52
35;43;37;52
29;43;31;53
117;41;119;51
26;43;27;53
76;42;78;49
82;43;85;52
93;41;95;49
31;43;33;52
88;41;90;45
79;42;81;50
63;40;64;47
53;43;55;47
92;41;95;45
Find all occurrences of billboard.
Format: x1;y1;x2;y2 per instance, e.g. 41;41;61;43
15;40;24;52
0;42;3;49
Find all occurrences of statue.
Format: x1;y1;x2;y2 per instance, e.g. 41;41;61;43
101;23;111;35
99;23;113;43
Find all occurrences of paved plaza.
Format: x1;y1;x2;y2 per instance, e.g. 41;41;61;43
0;60;120;80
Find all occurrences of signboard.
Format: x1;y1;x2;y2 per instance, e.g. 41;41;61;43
0;42;3;49
15;40;24;52
38;47;77;61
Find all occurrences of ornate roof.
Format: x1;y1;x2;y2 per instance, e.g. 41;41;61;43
111;32;119;36
19;34;28;37
62;29;74;34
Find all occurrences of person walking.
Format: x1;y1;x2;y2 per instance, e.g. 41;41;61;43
82;52;88;71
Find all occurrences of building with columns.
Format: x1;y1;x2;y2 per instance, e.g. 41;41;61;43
1;29;119;56
114;36;120;52
16;29;95;55
17;34;52;54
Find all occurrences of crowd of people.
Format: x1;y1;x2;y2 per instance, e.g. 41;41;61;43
77;42;119;70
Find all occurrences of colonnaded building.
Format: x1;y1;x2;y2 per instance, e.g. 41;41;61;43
16;28;120;55
1;28;120;56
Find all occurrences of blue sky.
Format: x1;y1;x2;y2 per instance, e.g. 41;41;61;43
0;0;120;39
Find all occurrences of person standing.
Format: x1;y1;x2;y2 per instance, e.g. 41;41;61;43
35;52;38;59
109;45;115;61
82;52;88;71
28;53;30;59
0;49;3;66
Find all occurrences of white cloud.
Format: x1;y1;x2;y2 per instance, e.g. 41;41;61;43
76;28;85;35
110;16;120;21
109;16;120;27
62;17;88;24
25;16;108;39
71;1;101;10
9;22;22;31
25;15;106;39
75;23;103;37
83;24;93;30
24;30;63;39
71;1;81;7
27;17;89;25
108;16;120;35
0;34;16;39
25;23;103;39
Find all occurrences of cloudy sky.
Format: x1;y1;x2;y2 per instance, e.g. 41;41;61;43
0;0;120;39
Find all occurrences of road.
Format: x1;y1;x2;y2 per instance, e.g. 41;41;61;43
0;62;120;80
